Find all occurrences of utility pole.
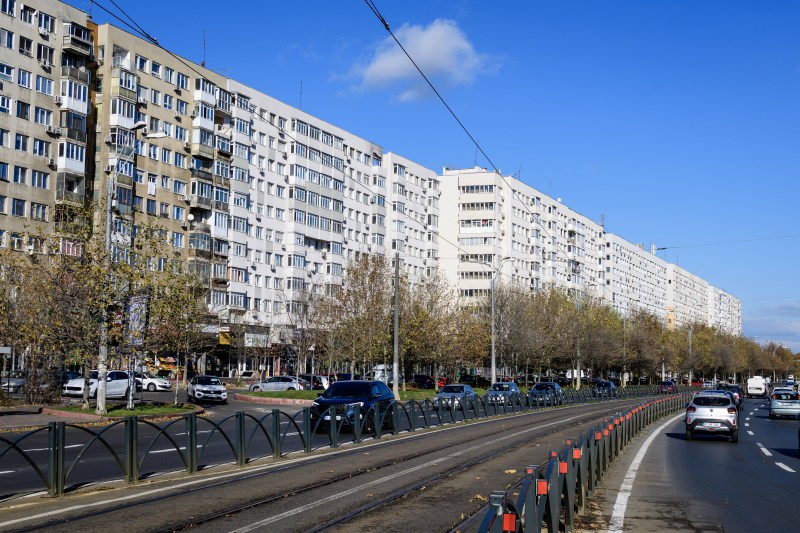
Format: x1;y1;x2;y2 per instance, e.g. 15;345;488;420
392;252;400;400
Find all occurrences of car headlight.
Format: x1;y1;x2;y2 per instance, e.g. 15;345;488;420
311;401;319;408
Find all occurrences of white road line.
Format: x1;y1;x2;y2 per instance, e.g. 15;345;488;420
608;412;684;533
744;423;749;427
745;417;750;421
0;470;15;475
775;463;795;473
746;431;754;435
23;444;83;452
756;443;773;457
0;406;584;530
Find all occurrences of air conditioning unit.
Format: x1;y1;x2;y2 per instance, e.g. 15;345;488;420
181;223;187;230
190;110;197;118
137;97;146;104
343;238;348;244
283;176;289;183
281;244;286;250
55;127;62;136
183;142;190;151
306;270;312;277
281;152;287;159
370;197;375;204
40;59;50;69
38;27;49;37
140;128;149;136
182;194;191;203
54;96;63;106
270;265;276;272
278;131;284;138
105;164;115;173
259;167;265;175
45;125;57;134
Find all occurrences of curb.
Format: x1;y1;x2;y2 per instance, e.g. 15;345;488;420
41;405;205;422
234;393;314;406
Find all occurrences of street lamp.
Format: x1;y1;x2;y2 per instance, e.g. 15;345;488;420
490;255;512;385
96;121;165;413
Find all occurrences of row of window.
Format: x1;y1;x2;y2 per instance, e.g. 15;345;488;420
0;195;48;220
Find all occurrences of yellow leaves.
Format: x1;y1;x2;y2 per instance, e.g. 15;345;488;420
470;494;488;503
504;469;517;474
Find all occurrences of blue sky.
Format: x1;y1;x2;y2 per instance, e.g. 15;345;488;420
84;1;800;351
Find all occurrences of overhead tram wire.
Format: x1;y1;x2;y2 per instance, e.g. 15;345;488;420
655;234;800;251
93;0;497;273
363;1;576;271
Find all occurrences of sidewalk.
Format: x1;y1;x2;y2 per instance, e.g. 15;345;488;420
0;406;105;431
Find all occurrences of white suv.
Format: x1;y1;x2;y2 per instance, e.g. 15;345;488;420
187;375;227;403
685;391;739;443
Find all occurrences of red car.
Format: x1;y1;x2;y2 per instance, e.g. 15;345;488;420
660;380;678;393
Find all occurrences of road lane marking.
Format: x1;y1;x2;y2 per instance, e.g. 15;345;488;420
608;412;684;533
23;444;83;452
0;470;15;475
744;423;749;427
756;443;772;457
745;417;750;421
746;431;754;435
775;463;795;473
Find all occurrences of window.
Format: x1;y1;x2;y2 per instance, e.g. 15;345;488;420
35;75;52;95
163;93;173;110
11;198;24;217
0;1;14;17
151;61;161;78
34;106;51;125
36;44;54;64
172;205;184;220
171;231;184;248
18;36;30;56
58;141;85;162
164;66;174;83
16;101;29;120
0;162;7;181
0;96;7;114
14;133;27;151
136;55;148;71
173;180;186;195
31;170;47;189
37;11;55;33
13;165;25;184
177;100;187;115
176;72;188;90
17;68;29;88
0;27;12;49
32;138;49;157
30;202;46;221
0;195;4;214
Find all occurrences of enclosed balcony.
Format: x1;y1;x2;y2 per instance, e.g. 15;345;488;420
55;172;85;206
62;23;92;56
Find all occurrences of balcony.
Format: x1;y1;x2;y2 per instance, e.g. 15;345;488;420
55;188;84;206
62;26;93;57
188;194;213;210
189;221;211;234
65;128;87;144
215;99;231;117
190;167;213;182
187;247;212;260
213;200;229;213
191;142;214;159
116;174;133;187
213;174;230;189
60;65;90;84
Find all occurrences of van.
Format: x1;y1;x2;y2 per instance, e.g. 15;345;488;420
746;376;768;398
369;364;403;385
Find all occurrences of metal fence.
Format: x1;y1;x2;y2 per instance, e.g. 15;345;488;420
0;386;687;497
477;392;692;533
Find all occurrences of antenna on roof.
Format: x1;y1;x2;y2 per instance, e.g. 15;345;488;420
600;214;605;228
201;30;206;68
299;80;303;110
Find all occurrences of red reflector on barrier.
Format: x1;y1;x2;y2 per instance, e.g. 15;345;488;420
537;480;548;495
502;513;517;532
603;429;609;436
595;431;602;440
559;461;568;474
526;466;535;475
550;450;558;458
608;424;614;431
566;439;572;445
573;448;581;460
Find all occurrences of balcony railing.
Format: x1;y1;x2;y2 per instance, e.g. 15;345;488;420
189;221;211;234
190;168;213;182
60;65;90;84
188;195;213;210
191;143;214;159
55;189;84;205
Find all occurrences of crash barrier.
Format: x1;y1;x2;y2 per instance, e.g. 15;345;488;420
477;392;693;532
0;386;688;497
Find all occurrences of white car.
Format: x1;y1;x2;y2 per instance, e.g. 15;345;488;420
250;376;308;391
135;372;172;392
188;375;227;403
62;370;137;398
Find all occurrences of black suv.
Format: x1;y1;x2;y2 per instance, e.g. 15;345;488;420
310;380;395;433
530;382;565;405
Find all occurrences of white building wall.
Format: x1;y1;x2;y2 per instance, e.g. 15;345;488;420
603;234;668;321
666;264;708;329
707;285;742;335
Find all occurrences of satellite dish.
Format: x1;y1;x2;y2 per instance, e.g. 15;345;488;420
187;214;194;221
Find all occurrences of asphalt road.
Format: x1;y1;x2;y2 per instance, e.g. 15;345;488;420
0;398;643;532
584;397;800;532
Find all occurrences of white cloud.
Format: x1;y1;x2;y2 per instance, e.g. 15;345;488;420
352;19;496;100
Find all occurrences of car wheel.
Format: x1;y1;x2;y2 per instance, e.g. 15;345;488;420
124;387;130;399
685;428;693;441
147;383;156;392
288;387;295;390
92;388;98;399
731;430;739;443
769;411;775;418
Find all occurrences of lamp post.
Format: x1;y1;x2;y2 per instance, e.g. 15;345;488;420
97;121;164;413
489;255;512;385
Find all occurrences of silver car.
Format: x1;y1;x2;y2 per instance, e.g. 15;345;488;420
685;391;739;443
250;376;308;391
769;390;800;419
433;384;477;408
486;382;522;405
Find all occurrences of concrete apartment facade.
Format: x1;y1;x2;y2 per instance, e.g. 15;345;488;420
0;0;92;254
0;2;741;370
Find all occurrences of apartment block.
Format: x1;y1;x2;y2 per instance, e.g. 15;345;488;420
439;166;606;301
0;0;92;252
603;234;668;321
0;3;741;350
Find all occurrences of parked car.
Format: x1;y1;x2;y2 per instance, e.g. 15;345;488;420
530;382;564;405
1;371;27;394
187;375;227;403
459;375;491;389
434;384;478;408
769;390;800;419
63;370;140;399
135;372;172;392
593;381;618;398
685;391;739;442
156;369;176;380
250;376;309;391
239;370;259;380
410;374;435;389
486;382;522;405
659;380;678;393
299;373;329;390
310;380;395;431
